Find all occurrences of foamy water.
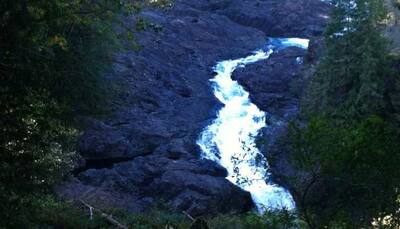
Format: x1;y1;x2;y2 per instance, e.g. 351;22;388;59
197;38;309;211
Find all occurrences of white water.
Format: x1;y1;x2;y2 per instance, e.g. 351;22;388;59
197;38;309;212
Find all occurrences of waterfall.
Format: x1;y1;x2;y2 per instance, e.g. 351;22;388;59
197;38;309;212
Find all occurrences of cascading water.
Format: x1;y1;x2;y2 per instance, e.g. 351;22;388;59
197;38;309;212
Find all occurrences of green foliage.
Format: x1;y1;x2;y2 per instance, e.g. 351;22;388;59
294;0;400;227
0;0;141;227
290;116;400;228
0;0;176;225
101;209;305;229
208;210;306;229
0;195;111;228
107;208;305;229
304;0;391;121
2;197;305;229
387;55;400;125
0;0;135;115
112;209;190;229
6;196;190;228
28;196;109;228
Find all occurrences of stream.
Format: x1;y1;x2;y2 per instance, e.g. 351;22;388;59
197;38;309;212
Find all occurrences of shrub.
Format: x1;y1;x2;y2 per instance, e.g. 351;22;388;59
290;116;400;227
208;210;306;229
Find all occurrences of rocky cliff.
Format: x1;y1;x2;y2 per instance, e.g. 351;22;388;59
58;0;330;216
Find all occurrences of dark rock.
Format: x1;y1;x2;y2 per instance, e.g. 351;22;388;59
60;156;252;216
154;138;196;160
60;0;331;217
232;47;307;117
79;127;136;160
179;0;331;38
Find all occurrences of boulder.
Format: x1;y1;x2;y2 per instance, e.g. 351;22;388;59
60;156;253;216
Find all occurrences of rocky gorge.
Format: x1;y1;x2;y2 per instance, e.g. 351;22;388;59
58;0;331;217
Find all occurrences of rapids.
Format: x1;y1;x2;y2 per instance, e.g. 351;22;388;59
197;38;309;211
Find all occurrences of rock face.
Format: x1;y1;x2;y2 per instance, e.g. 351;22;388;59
59;0;331;216
233;47;308;118
60;156;253;216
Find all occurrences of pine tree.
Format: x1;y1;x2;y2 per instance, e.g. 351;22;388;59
306;0;390;121
293;0;400;227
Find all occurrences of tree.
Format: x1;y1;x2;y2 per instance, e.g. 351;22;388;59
293;0;400;227
305;0;390;121
0;0;146;226
290;116;400;228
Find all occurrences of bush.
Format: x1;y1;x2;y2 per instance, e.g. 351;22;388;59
3;198;307;229
290;116;400;228
0;196;108;228
208;210;306;229
115;209;191;229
